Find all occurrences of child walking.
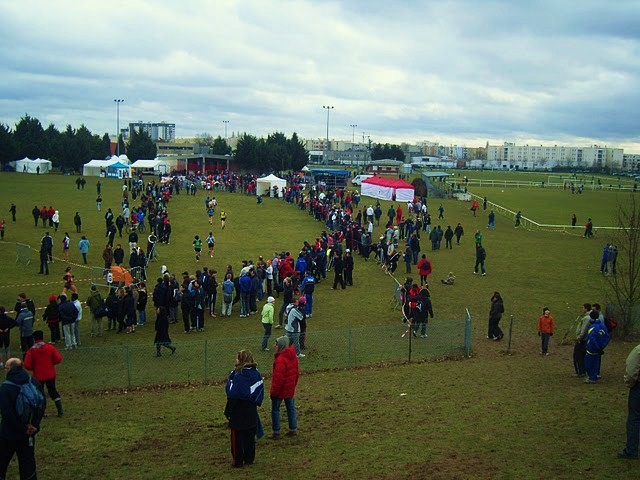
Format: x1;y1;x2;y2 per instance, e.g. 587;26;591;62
538;307;555;355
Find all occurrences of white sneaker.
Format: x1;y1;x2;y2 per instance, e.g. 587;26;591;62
420;334;428;338
297;353;306;358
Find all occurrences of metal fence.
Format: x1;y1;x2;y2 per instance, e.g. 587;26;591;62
57;318;471;391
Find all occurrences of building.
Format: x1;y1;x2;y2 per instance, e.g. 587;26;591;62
485;142;624;170
622;154;640;173
123;122;176;142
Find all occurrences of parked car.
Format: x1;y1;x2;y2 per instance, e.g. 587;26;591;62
352;174;374;186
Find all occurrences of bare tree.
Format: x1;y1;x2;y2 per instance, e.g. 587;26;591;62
605;194;640;336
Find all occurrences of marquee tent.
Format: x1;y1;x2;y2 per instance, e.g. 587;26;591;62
361;176;415;202
15;157;52;174
83;158;131;178
130;159;171;174
256;174;287;197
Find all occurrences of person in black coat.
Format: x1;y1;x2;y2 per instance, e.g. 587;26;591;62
122;287;137;334
0;358;45;480
488;291;505;340
332;253;346;290
105;288;120;331
154;307;175;356
474;243;486;275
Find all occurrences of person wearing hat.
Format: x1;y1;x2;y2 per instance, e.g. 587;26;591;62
86;285;105;337
261;297;275;351
284;298;305;358
15;303;35;358
269;336;300;439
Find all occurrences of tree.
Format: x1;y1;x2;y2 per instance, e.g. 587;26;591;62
234;134;261;170
370;143;405;162
14;115;46;159
0;123;17;164
100;133;112;159
211;136;231;155
44;123;64;166
289;132;308;171
126;128;157;161
118;134;126;157
605;194;640;336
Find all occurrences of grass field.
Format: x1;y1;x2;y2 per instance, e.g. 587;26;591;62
0;171;637;479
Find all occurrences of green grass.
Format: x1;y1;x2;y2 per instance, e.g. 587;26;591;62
0;171;636;479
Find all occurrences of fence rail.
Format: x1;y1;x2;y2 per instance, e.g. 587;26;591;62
57;320;470;391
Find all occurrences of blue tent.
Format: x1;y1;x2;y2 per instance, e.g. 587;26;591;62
106;161;131;178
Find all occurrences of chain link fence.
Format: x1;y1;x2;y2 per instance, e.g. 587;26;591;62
57;316;471;391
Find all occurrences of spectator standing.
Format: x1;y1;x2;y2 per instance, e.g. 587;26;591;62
0;358;45;480
261;297;275;351
537;307;555;355
474;243;487;276
24;330;63;417
42;295;61;344
269;336;300;439
86;285;105;337
0;307;16;367
584;311;610;384
224;350;264;468
58;294;78;351
619;343;640;459
78;236;90;264
154;307;176;356
488;291;504;341
15;303;35;358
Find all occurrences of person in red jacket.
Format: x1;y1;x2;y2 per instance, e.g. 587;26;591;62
269;336;300;438
23;330;64;417
537;307;556;356
416;254;432;287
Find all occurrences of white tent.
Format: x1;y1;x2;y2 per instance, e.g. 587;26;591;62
83;158;131;178
130;159;171;174
15;157;52;174
256;174;287;197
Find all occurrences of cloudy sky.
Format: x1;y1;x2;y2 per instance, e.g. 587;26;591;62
1;0;639;150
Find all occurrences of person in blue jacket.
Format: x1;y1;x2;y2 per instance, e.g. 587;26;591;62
584;310;610;383
238;272;252;318
224;350;264;468
300;271;315;317
294;253;307;278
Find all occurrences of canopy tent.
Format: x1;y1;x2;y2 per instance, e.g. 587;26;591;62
256;174;287;197
83;159;131;178
15;158;52;174
308;168;350;188
130;159;171;174
361;176;415;202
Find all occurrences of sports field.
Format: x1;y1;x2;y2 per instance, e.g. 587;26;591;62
0;171;636;479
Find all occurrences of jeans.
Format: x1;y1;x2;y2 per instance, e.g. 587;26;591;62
222;299;232;316
261;323;272;350
240;292;250;316
573;341;586;375
474;259;485;274
63;323;77;349
271;397;297;434
287;331;301;355
626;382;640;456
137;308;146;326
74;321;81;345
412;251;419;265
305;294;313;315
541;333;550;353
0;437;37;480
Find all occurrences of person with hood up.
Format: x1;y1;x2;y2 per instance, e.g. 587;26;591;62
269;336;300;439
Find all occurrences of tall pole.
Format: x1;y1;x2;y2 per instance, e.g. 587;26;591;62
350;124;357;145
323;105;334;164
114;99;124;156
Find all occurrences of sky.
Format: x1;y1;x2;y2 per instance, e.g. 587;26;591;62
1;0;639;151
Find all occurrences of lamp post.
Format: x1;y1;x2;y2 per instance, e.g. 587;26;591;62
114;99;124;156
222;120;230;171
350;124;357;145
323;105;334;164
222;120;229;145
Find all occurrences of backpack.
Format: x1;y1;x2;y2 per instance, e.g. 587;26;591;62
604;317;617;333
3;378;46;424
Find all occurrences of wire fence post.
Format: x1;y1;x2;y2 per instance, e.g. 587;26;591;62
204;339;209;381
348;329;353;368
125;346;131;388
464;308;472;357
507;315;514;354
408;322;413;363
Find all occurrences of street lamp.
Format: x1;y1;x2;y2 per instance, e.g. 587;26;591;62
222;120;229;145
323;105;334;164
350;124;358;145
114;99;124;156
